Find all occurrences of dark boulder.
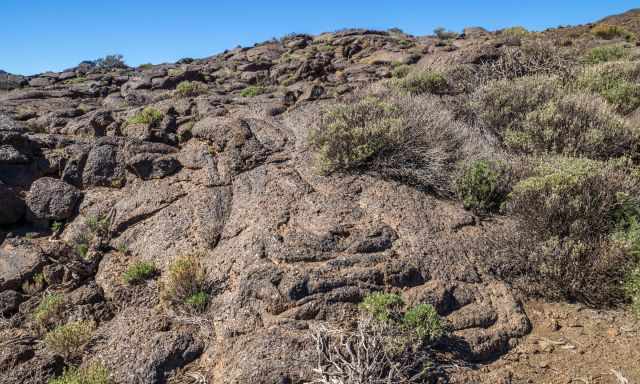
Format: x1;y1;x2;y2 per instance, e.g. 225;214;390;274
26;177;81;221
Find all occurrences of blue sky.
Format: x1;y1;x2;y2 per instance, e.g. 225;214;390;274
2;1;638;75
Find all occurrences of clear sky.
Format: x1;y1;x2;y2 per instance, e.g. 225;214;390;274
2;1;638;75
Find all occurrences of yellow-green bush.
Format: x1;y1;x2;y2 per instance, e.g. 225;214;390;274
505;156;640;304
240;85;266;97
175;81;208;98
34;293;65;328
625;265;640;315
44;321;95;358
455;160;511;214
402;304;444;344
591;23;635;41
469;75;561;134
576;61;640;114
48;363;110;384
308;91;474;195
359;292;404;322
127;107;164;126
513;93;638;158
390;64;411;79
393;70;449;95
122;261;157;285
583;45;628;64
161;255;208;312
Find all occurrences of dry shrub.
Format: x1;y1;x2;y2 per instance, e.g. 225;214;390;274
34;293;66;329
591;23;636;41
467;75;562;135
311;317;438;384
308;86;489;196
513;93;639;158
161;255;208;312
44;321;96;359
501;156;640;305
576;61;640;115
478;40;574;80
175;81;208;98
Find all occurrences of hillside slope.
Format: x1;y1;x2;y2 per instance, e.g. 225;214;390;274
1;9;640;384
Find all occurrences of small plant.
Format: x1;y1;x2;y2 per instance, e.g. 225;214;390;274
185;291;209;312
591;23;635;41
175;81;208;98
434;27;458;40
86;215;109;237
22;272;46;295
402;304;444;344
48;362;111;384
51;221;64;233
127;107;164;127
161;255;208;311
391;64;411;79
501;26;529;38
583;45;628;64
116;243;128;254
34;293;65;328
122;261;157;285
168;67;186;77
455;160;510;214
359;292;404;322
624;265;640;316
44;321;96;359
393;71;449;95
240;85;266;97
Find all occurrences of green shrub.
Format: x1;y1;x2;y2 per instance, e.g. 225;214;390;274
185;291;209;312
402;304;444;343
508;157;616;237
34;293;65;328
127;107;164;126
86;215;109;238
513;93;638;158
583;45;628;64
505;156;640;304
434;27;458;40
624;265;640;315
308;92;472;195
359;292;404;322
309;97;401;173
48;363;110;384
591;23;635;41
44;321;95;358
390;64;411;79
51;221;64;233
138;63;153;70
22;272;46;295
576;62;640;114
168;67;186;77
456;160;510;214
393;71;449;95
122;261;157;285
240;85;266;97
175;81;208;98
161;255;208;311
501;26;529;38
469;75;561;134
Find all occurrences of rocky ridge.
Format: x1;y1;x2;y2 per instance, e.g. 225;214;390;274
2;9;640;384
